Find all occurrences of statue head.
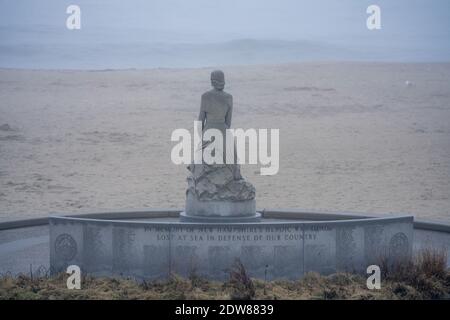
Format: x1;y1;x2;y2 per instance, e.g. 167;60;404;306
210;70;225;91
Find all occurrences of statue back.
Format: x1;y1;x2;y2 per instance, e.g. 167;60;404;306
200;89;232;129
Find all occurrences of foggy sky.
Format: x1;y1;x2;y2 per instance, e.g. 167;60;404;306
0;0;449;68
1;0;449;41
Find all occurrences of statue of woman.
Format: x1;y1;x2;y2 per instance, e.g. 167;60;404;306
198;70;238;174
199;70;232;140
185;70;255;215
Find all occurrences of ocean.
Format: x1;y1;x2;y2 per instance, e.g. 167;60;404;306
1;0;449;69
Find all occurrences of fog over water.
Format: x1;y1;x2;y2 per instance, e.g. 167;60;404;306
0;0;449;68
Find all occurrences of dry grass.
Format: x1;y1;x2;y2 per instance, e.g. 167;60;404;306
1;249;449;300
379;248;450;299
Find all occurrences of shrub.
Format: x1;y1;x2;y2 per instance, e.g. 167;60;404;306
228;259;255;300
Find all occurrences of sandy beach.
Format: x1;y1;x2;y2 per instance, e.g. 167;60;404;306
0;62;449;222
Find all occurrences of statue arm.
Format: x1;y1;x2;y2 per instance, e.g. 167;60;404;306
198;95;207;130
225;96;233;128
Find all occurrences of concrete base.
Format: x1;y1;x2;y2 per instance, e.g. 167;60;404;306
185;193;255;218
179;211;261;223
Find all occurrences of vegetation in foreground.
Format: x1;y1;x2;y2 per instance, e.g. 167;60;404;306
1;249;449;300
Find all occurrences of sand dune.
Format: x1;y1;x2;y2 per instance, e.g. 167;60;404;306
0;62;449;222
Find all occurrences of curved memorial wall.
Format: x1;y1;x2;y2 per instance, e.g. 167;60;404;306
49;213;413;280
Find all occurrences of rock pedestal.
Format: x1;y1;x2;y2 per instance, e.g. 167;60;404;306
183;163;260;222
